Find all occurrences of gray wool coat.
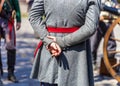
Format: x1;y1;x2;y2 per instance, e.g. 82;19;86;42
29;0;101;86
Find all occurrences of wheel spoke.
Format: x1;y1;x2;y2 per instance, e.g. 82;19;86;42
112;63;120;68
110;37;120;42
108;50;120;54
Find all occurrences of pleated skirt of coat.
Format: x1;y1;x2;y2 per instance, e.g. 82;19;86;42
30;40;94;86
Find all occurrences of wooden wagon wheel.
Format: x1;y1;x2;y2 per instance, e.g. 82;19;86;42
103;17;120;82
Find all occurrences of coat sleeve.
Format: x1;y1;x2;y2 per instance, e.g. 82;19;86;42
56;0;101;48
28;0;53;45
13;0;21;22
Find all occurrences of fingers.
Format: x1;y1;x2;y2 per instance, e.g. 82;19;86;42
54;44;61;55
47;36;56;41
47;36;61;57
47;42;61;57
51;43;61;57
16;23;21;30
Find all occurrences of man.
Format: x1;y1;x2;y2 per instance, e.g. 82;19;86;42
29;0;100;86
0;0;21;83
90;0;117;71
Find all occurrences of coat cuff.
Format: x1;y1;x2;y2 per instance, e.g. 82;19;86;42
56;37;66;48
43;37;53;46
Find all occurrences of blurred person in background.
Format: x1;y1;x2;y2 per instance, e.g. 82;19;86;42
0;0;21;83
0;0;4;85
90;0;120;71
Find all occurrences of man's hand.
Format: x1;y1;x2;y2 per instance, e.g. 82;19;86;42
47;36;61;57
47;42;61;57
16;22;21;30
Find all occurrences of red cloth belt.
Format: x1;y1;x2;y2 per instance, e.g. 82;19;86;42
34;27;79;57
47;27;79;33
34;41;43;57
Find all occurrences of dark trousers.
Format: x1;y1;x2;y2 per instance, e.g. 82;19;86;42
0;48;16;73
90;21;116;65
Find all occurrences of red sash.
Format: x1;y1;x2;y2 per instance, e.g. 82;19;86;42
47;27;79;33
34;27;79;57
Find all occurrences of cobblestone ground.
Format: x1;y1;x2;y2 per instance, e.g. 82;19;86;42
0;1;119;86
